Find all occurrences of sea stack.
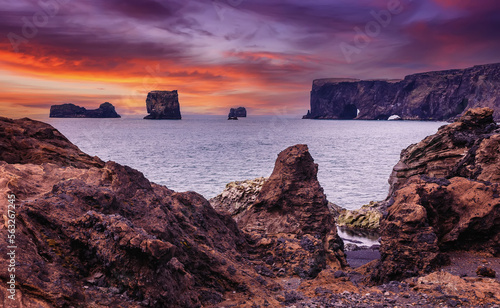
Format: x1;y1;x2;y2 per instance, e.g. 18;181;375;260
144;90;182;120
49;102;121;118
228;107;246;119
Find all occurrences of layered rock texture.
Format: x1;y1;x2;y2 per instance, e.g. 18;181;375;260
236;145;347;278
304;63;500;121
50;102;121;118
228;107;247;118
373;108;500;283
144;90;182;119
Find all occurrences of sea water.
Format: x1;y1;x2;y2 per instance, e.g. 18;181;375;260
47;115;444;211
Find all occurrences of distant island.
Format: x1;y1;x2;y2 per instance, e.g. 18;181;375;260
144;90;182;120
50;102;120;118
303;63;500;121
228;107;246;120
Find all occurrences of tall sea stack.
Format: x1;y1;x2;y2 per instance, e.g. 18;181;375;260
144;90;182;119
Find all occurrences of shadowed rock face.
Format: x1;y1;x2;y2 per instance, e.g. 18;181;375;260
50;102;121;118
237;145;347;278
373;108;500;283
304;63;500;121
144;90;182;119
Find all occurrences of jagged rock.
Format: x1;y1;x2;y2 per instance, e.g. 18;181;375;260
209;177;267;222
50;102;121;118
476;266;496;278
0;117;104;168
388;107;499;197
144;90;182;119
237;145;347;278
336;201;383;230
372;108;500;283
304;63;500;121
0;118;278;307
228;107;247;118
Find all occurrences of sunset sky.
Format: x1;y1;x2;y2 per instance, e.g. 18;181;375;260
1;0;500;118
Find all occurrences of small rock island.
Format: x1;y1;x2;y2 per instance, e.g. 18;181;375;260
228;107;246;120
144;90;182;119
49;102;121;118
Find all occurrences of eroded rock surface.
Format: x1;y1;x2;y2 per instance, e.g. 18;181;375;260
373;108;500;283
237;145;347;278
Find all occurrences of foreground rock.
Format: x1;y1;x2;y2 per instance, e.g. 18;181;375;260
304;63;500;120
228;107;247;118
372;108;500;283
144;90;182;119
237;145;348;278
0;118;269;307
50;102;121;118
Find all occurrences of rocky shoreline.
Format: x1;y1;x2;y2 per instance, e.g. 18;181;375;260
0;108;499;307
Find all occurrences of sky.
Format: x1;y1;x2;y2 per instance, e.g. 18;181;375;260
1;0;500;118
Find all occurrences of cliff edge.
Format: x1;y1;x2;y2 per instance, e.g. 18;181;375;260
304;63;500;121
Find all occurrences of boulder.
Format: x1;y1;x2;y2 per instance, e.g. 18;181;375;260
373;108;500;283
144;90;182;119
237;145;347;278
50;102;121;118
336;201;383;230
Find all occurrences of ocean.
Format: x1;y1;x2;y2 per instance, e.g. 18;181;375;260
47;115;444;211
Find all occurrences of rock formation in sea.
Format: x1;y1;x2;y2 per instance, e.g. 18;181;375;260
303;63;500;121
50;102;121;118
228;107;247;118
372;107;500;283
336;201;383;230
144;90;182;119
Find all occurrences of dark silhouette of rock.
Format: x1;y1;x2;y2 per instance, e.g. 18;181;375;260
304;63;500;121
372;108;500;283
50;102;121;118
144;90;182;119
237;145;347;278
228;107;246;118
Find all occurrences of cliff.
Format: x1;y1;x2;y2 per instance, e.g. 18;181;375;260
50;102;121;118
304;63;500;121
228;107;247;118
144;90;182;119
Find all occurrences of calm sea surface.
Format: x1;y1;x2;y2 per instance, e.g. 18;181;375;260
47;116;444;211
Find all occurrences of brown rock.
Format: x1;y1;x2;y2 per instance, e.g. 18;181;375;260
0;117;104;168
374;108;500;283
237;145;347;278
0;117;273;307
388;107;499;197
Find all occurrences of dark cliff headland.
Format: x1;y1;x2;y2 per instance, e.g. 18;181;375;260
304;63;500;121
0;108;499;307
50;102;121;118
